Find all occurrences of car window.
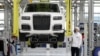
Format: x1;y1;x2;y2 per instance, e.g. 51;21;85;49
25;3;60;12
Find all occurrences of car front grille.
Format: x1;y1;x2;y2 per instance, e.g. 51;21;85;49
33;15;50;30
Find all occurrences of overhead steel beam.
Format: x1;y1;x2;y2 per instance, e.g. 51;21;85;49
86;2;100;4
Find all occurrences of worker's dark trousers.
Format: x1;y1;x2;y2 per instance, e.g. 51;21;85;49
71;47;80;56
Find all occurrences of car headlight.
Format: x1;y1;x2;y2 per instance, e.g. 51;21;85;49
53;25;62;30
53;16;62;20
22;24;30;30
22;16;30;20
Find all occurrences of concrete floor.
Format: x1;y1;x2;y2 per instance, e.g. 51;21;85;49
17;47;71;56
17;38;71;56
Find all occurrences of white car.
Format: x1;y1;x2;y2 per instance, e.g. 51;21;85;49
19;2;65;48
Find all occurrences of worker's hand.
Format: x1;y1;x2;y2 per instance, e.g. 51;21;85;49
68;37;72;44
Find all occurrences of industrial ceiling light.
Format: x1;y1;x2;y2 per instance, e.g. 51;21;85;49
0;3;3;6
0;3;4;9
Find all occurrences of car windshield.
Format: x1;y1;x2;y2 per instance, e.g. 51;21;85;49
25;3;60;12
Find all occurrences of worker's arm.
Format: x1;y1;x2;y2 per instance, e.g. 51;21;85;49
68;35;73;44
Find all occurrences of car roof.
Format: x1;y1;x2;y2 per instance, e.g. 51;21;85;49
27;2;59;5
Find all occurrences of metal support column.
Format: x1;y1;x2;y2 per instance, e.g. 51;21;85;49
79;0;85;23
88;0;94;56
84;23;88;56
65;0;72;36
13;0;21;37
4;0;10;40
4;0;12;55
74;0;78;27
79;0;87;56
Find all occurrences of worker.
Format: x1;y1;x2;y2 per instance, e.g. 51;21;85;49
80;33;84;56
71;27;82;56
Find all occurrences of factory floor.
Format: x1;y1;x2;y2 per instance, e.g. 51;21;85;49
17;38;71;56
17;47;71;56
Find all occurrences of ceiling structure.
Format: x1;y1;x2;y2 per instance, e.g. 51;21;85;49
0;0;100;6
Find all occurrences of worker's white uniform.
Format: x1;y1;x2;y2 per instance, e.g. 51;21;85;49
71;32;82;48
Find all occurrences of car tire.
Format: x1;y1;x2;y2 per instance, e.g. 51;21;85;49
30;42;36;48
57;33;65;42
19;32;28;41
53;43;57;48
